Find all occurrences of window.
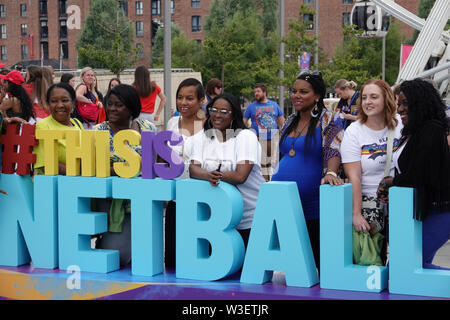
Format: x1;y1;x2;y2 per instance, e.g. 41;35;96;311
136;21;143;37
40;0;48;15
304;14;314;30
60;41;68;59
1;46;6;60
191;0;200;8
119;0;128;16
0;5;5;18
59;0;67;15
20;4;26;17
41;42;48;60
192;16;201;32
304;0;313;4
136;1;143;15
0;25;6;39
136;43;144;59
40;20;48;39
21;24;27;36
21;45;27;60
171;0;174;14
342;12;351;27
152;0;161;16
343;0;353;4
60;20;67;38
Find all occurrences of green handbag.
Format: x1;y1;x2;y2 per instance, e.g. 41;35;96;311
352;227;384;266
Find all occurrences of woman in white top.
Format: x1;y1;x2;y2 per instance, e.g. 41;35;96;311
164;78;205;269
340;79;403;264
189;93;266;249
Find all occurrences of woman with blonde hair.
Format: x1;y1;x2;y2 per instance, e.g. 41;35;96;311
132;65;166;123
75;67;103;128
341;79;403;265
334;79;359;130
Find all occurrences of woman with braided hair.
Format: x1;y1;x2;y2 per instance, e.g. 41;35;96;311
271;71;344;270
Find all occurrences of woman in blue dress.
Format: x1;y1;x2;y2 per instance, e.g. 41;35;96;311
271;71;344;271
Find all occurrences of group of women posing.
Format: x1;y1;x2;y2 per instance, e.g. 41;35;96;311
3;66;448;274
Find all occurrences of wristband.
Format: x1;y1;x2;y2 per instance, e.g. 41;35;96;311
326;171;337;178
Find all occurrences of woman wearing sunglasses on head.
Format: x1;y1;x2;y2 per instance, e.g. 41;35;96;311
189;93;265;249
271;71;344;272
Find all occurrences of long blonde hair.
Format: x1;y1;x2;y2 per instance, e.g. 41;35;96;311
357;79;398;130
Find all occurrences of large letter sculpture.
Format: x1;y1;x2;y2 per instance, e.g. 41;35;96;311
241;182;319;287
176;179;245;281
113;177;175;276
320;184;388;292
58;176;118;273
0;174;58;268
389;187;450;298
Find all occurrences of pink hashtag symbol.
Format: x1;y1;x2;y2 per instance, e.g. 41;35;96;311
1;123;37;175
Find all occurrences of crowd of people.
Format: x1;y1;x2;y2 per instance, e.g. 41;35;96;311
0;64;448;275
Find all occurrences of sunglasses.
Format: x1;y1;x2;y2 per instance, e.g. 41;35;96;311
299;70;322;80
209;107;232;118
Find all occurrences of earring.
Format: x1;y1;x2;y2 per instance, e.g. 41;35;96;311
229;119;234;129
311;101;319;118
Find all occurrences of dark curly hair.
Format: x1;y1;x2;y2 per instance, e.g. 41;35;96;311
7;81;35;121
399;78;449;137
105;84;142;119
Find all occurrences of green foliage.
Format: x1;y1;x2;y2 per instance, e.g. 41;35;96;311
201;7;272;97
151;23;202;69
204;0;278;36
321;21;404;88
76;0;137;74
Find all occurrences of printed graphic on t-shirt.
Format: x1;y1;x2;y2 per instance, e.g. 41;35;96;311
255;107;276;129
361;137;401;160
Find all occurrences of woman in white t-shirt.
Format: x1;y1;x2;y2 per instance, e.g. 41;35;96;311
190;93;266;249
164;78;206;269
341;79;403;263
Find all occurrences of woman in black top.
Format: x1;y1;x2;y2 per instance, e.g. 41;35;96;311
377;78;449;270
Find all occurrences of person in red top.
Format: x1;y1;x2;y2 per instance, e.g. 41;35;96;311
132;65;166;123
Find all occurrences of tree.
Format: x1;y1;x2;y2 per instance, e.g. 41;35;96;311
201;7;269;97
321;20;404;88
151;23;202;69
204;0;278;36
76;0;138;77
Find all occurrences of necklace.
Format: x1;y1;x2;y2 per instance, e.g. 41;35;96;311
289;121;309;157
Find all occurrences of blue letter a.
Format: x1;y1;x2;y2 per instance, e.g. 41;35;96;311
240;182;318;287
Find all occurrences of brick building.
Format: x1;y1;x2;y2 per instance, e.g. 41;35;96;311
0;0;420;70
0;0;152;70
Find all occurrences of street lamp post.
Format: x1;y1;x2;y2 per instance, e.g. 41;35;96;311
163;0;171;130
314;0;319;66
279;0;285;110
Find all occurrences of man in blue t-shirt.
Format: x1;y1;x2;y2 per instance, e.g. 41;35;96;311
243;83;285;181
